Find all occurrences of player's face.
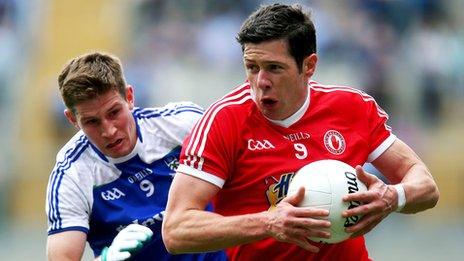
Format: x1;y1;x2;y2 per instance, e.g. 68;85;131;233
65;87;137;158
243;39;317;120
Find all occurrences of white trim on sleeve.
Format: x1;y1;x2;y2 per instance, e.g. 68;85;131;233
177;164;225;188
367;134;397;162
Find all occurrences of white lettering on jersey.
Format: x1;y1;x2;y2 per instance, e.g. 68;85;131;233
284;132;310;142
101;188;126;201
248;139;275;151
127;168;153;183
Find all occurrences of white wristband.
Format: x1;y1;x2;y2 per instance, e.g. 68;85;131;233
394;184;406;212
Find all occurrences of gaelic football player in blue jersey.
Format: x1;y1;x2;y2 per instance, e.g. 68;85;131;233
45;52;226;261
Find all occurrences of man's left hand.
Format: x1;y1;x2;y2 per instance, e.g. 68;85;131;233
342;165;397;238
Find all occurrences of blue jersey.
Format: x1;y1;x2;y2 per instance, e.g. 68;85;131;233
46;102;226;261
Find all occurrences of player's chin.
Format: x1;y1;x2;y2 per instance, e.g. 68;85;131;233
106;140;131;157
259;105;281;120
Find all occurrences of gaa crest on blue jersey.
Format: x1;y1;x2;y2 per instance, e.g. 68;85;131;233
164;155;179;171
100;188;126;201
324;130;346;155
265;173;295;210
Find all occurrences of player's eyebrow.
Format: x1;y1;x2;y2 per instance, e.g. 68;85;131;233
244;58;286;65
79;114;98;122
78;103;121;121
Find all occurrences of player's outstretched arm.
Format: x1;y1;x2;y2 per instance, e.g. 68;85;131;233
47;231;87;261
100;224;153;261
162;173;330;254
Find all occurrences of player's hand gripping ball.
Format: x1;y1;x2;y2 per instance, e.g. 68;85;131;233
287;160;367;243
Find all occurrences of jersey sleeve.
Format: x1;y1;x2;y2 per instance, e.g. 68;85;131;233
138;102;204;146
178;106;238;188
362;93;396;162
165;101;204;143
46;163;91;235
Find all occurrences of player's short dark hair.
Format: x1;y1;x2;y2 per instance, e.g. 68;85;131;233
58;52;127;112
236;3;316;70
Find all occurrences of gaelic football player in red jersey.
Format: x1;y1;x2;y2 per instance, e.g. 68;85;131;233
162;3;439;260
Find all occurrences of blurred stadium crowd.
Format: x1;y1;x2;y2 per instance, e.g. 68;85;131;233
0;0;463;260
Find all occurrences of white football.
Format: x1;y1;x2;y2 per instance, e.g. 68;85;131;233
287;159;367;243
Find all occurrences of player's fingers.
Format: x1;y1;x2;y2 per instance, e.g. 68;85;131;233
342;189;372;203
130;224;153;233
343;183;391;209
276;232;320;253
118;240;143;251
112;251;131;261
291;225;331;239
124;224;153;237
120;231;152;243
345;211;384;234
293;238;320;253
292;207;330;218
342;199;374;217
355;165;377;186
282;186;305;205
345;214;372;234
344;190;392;217
296;215;331;229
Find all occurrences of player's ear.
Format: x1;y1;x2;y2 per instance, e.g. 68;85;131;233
303;53;317;77
125;85;135;110
64;109;79;129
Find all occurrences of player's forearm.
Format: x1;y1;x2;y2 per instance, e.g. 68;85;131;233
397;163;439;214
162;209;270;254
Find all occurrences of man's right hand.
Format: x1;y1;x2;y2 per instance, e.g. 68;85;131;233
101;224;153;261
268;186;331;252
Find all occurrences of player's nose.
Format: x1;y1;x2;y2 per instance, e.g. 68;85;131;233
256;70;272;90
101;119;117;138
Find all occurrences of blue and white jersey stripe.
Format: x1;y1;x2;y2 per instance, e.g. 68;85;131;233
47;134;90;232
133;102;204;119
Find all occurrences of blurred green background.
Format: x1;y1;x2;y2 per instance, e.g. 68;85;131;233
0;0;462;260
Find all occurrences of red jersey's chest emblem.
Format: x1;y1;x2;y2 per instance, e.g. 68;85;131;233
324;130;346;155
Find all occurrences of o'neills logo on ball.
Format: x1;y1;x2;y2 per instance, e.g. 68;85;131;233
344;171;362;227
324;130;346;155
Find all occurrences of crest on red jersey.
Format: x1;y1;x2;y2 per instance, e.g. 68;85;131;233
324;130;346;155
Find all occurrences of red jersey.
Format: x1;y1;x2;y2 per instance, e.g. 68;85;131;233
178;81;395;260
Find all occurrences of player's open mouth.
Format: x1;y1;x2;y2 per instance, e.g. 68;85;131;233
261;98;277;108
107;139;123;149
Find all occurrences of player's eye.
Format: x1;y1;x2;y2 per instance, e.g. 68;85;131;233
84;119;98;125
245;64;259;73
109;109;120;118
269;64;283;72
110;110;119;116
